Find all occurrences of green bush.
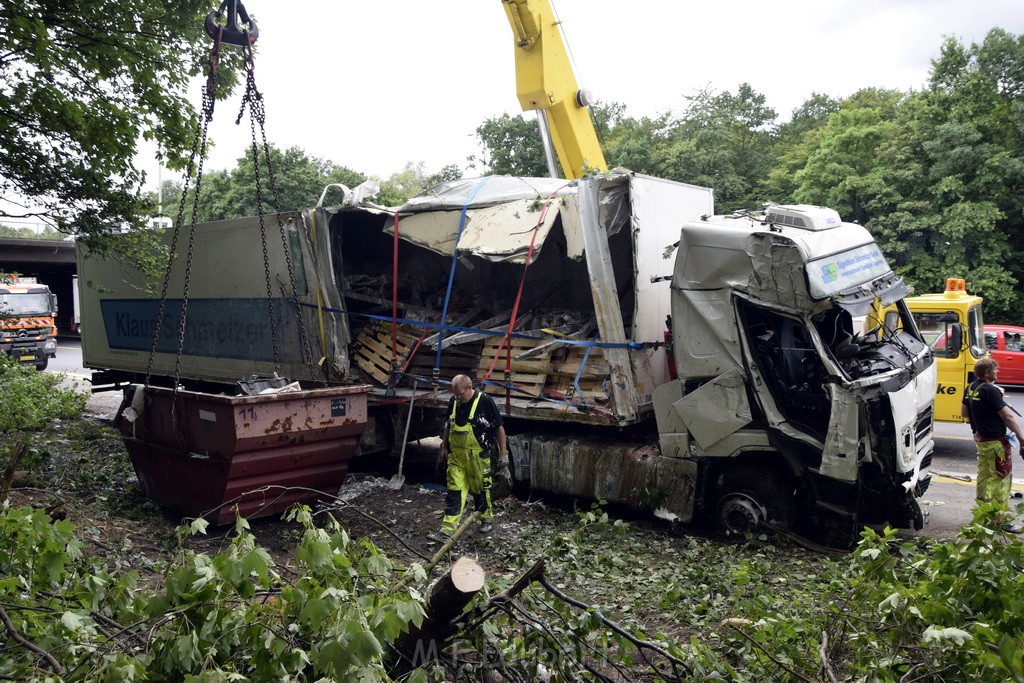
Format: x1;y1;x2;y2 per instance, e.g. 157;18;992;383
0;354;87;434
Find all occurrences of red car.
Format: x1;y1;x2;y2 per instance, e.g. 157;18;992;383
983;325;1024;386
931;324;1024;386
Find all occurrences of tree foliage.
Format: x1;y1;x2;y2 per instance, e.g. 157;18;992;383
172;145;367;223
868;30;1024;320
472;112;549;177
0;224;64;240
0;0;243;245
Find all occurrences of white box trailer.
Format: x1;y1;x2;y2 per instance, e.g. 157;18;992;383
79;172;712;429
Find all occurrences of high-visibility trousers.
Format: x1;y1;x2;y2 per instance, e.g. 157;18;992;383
441;435;493;533
976;438;1012;506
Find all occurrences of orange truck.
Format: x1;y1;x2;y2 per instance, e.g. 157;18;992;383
0;274;58;370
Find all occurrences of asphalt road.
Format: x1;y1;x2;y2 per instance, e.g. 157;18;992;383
46;339;1024;540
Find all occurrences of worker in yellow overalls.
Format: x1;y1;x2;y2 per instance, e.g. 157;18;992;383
961;358;1024;530
429;374;508;542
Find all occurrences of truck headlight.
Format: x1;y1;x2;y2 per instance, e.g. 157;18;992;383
44;339;56;351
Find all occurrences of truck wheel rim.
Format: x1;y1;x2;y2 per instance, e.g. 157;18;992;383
720;494;765;534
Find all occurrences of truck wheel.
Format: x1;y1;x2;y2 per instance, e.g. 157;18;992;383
714;465;794;535
35;357;48;371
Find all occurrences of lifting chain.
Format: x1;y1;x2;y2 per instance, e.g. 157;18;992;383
145;27;222;390
146;7;321;399
235;42;319;382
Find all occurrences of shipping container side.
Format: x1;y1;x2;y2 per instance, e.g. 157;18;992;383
78;212;349;386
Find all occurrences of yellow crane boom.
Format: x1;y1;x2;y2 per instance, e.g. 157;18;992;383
502;0;608;178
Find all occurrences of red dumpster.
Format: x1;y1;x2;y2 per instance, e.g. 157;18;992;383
117;383;371;524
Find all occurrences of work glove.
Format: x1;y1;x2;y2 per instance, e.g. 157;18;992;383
492;449;513;498
497;450;512;480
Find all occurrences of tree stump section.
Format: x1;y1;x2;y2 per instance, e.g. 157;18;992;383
393;556;485;668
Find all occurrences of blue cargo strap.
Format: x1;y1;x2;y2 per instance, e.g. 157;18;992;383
434;177;490;377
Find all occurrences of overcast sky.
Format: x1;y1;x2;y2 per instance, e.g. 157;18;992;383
141;0;1024;191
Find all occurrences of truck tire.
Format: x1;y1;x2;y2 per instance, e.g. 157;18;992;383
714;465;794;535
35;357;48;371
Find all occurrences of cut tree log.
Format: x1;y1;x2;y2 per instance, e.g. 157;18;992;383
393;556;486;668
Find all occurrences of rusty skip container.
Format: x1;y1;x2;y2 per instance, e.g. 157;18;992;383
118;383;371;524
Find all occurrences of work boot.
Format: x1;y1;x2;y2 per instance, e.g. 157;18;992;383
479;522;492;534
426;531;451;544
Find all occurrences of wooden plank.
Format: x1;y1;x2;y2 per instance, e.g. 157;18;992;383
482;338;549;351
549;359;611;376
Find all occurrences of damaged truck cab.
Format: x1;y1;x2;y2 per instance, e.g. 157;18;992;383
654;204;935;539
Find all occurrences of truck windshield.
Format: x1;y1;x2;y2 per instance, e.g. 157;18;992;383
0;293;50;315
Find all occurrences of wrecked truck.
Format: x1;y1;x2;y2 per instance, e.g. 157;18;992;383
77;171;935;540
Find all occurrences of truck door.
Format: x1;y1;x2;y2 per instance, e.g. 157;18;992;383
738;299;831;441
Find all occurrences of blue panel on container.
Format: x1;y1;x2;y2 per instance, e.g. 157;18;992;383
100;298;302;362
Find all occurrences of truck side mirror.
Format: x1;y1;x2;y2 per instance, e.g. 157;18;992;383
946;324;963;359
51;293;58;314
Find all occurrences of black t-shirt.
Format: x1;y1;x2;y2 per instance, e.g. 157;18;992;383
962;380;1008;438
445;390;504;451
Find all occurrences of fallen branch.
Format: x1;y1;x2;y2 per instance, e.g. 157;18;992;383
393;555;486;669
820;630;839;683
727;623;813;683
0;440;28;498
0;603;63;675
538;574;691;680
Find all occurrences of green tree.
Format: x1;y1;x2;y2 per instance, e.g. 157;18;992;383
603;110;674;177
0;0;244;245
471;112;549;176
661;83;778;212
868;30;1024;321
0;224;64;240
758;93;840;202
791;88;904;224
172;145;367;222
423;163;464;189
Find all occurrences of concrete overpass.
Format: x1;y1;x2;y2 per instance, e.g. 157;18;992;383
0;237;79;336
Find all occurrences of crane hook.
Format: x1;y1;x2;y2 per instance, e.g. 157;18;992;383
205;0;259;47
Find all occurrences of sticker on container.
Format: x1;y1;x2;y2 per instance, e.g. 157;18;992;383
331;398;347;417
199;409;217;422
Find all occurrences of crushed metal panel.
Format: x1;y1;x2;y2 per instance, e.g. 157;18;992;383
672;288;743;380
384;199;570;263
401;176;577;211
890;364;936;475
745;233;814;311
819;385;860;482
578;175;637;421
386;176;584;263
677;369;752;450
303;207;351;379
655;457;697;522
522;433;695;521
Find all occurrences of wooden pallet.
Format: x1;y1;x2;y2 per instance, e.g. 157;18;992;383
353;322;419;386
478;336;551;399
546;344;611;403
404;342;485;386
